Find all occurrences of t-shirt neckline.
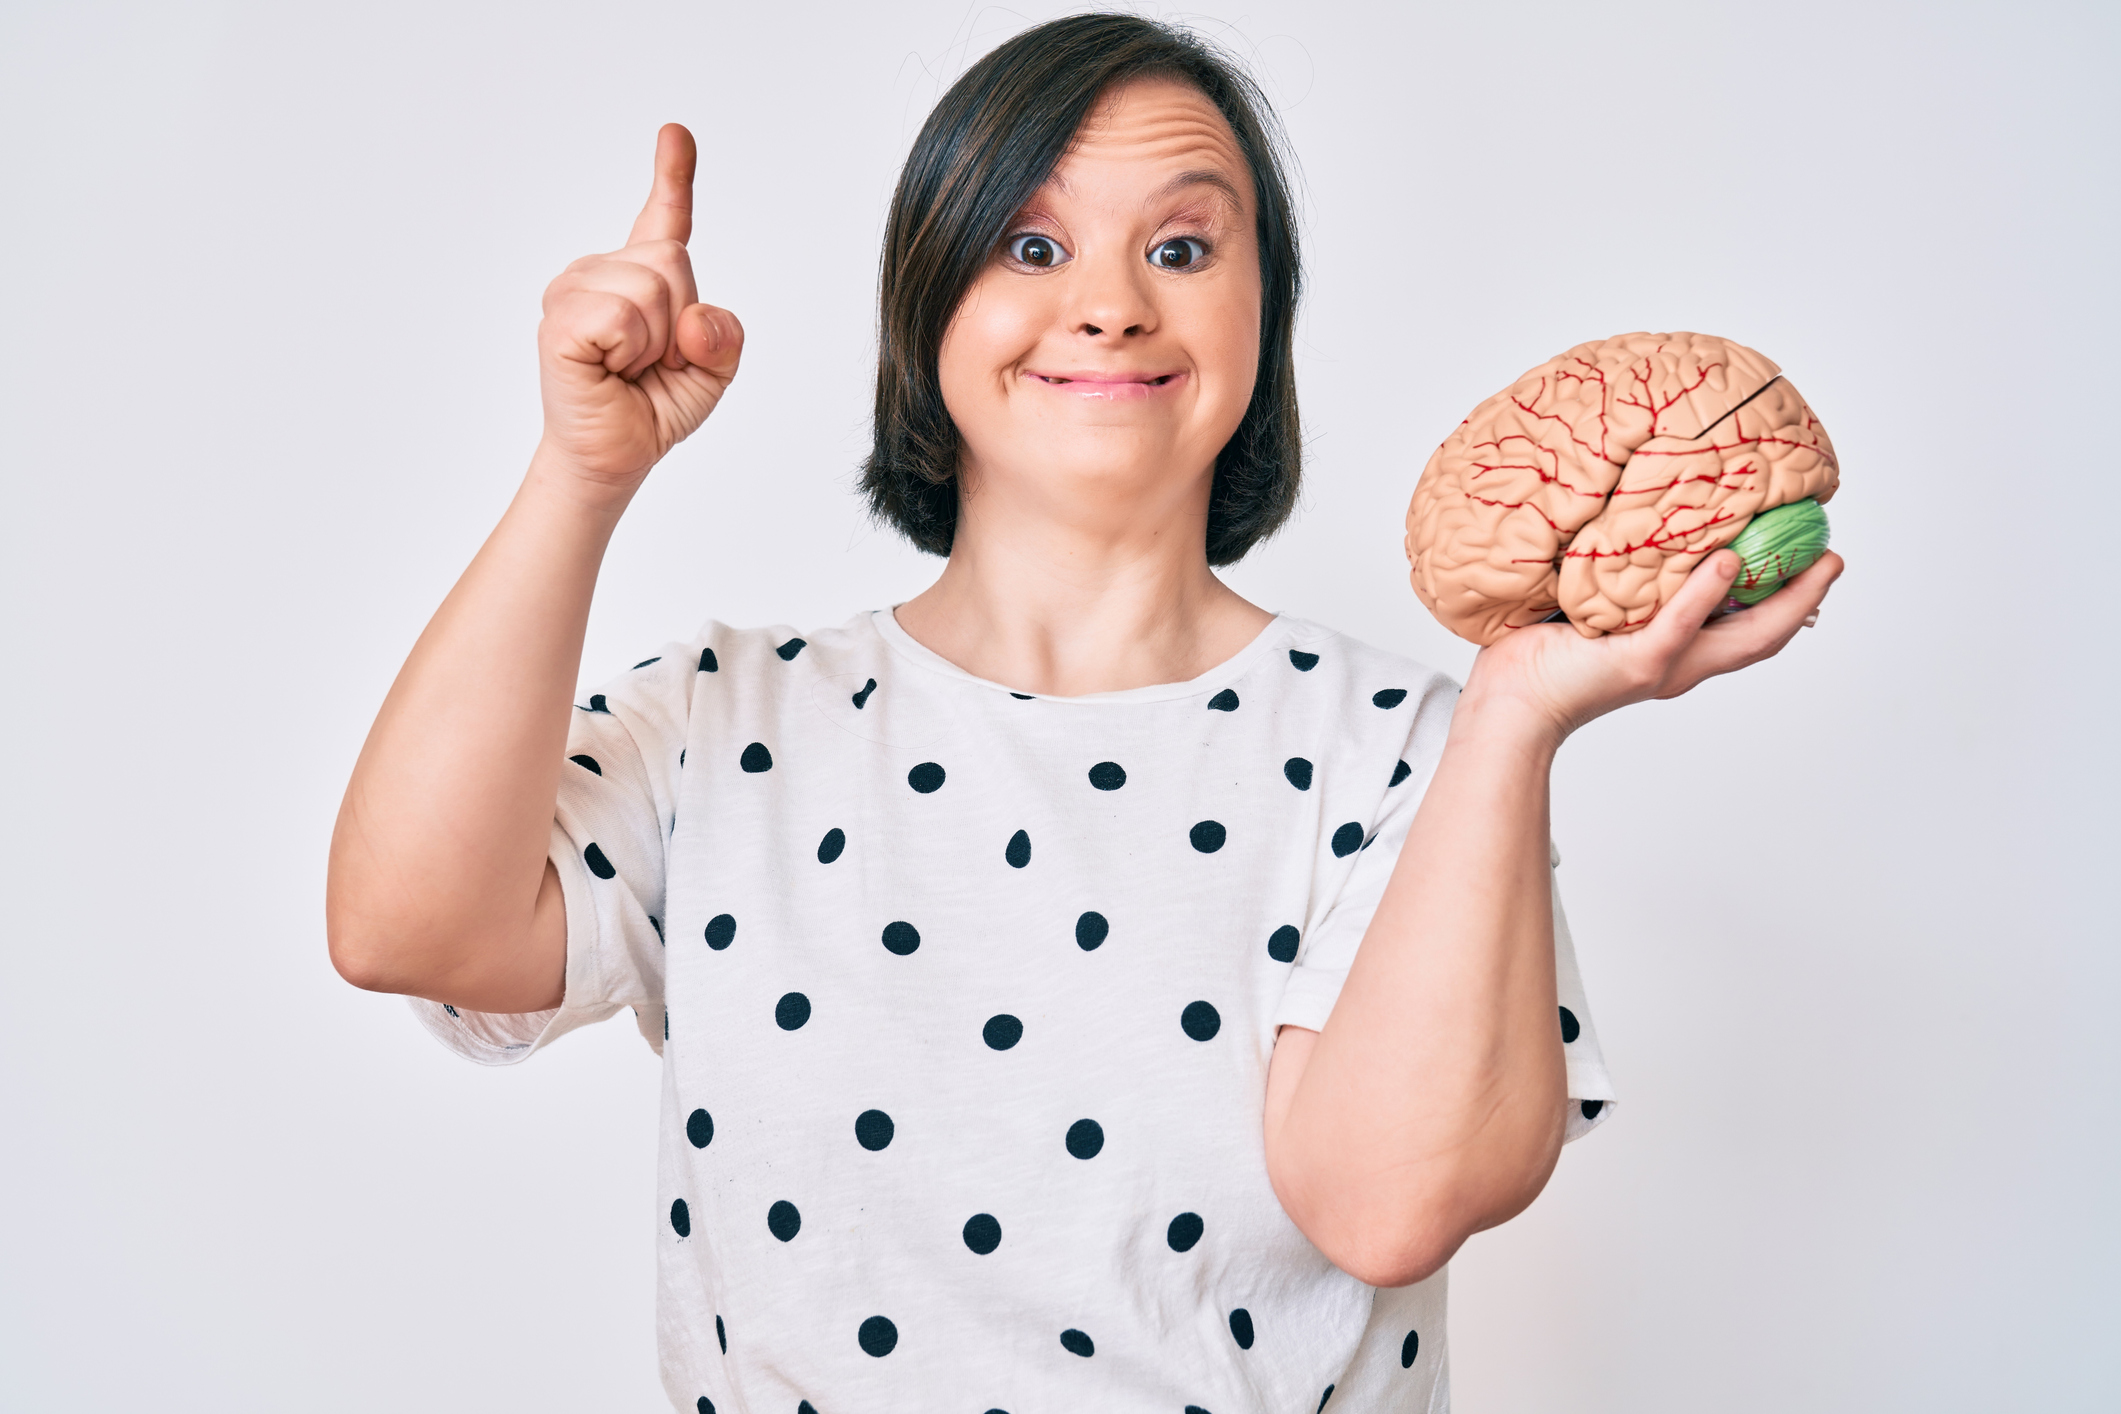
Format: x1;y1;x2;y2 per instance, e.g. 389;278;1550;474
866;607;1293;705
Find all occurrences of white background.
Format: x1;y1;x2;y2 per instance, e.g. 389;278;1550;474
3;1;2114;1409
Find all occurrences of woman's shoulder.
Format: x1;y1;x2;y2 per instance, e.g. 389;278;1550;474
682;610;885;673
1261;617;1460;706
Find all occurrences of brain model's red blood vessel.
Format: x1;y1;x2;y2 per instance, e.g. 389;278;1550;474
1404;332;1839;645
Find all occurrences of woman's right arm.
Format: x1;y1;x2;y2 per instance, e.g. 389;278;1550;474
325;124;743;1013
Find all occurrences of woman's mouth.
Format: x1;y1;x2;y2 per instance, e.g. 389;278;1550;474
1022;369;1188;401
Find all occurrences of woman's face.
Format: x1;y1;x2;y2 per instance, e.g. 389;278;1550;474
938;77;1263;537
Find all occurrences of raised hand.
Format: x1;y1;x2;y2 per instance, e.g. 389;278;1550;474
535;123;744;494
1469;549;1848;742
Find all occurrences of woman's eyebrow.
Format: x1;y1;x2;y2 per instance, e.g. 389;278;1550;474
1146;169;1246;211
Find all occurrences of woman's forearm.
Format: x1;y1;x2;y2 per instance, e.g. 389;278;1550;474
1265;685;1568;1287
325;452;630;1010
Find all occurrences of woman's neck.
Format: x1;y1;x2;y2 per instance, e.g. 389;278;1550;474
891;479;1273;697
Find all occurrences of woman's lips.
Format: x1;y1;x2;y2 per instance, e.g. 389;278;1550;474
1021;369;1188;401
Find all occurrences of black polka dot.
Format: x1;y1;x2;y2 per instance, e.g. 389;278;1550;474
1330;822;1364;857
852;677;877;709
739;742;773;773
768;1200;801;1242
704;914;736;950
698;1398;713;1414
962;1213;1002;1254
1088;761;1127;790
775;992;810;1030
664;1009;669;1040
855;1109;895;1151
1318;1385;1335;1411
669;1198;690;1238
1289;649;1319;671
585;694;609;713
1372;688;1408;709
775;638;807;661
584;843;616;879
1267;925;1300;963
1180;1001;1221;1041
1075;911;1109;950
1189;820;1227;853
799;1403;816;1414
817;828;846;864
1228;1308;1254;1350
1559;1006;1581;1043
698;647;718;672
686;1108;714;1148
1065;1119;1104;1159
1581;1099;1605;1120
679;750;685;767
1185;1407;1212;1414
715;1314;725;1352
443;1004;459;1018
570;754;602;775
1059;1329;1094;1358
1283;757;1313;790
1005;830;1031;868
1207;688;1240;712
634;657;661;669
1390;759;1412;786
1167;1211;1204;1252
857;1315;897;1357
983;1014;1023;1050
881;921;920;956
1010;692;1033;700
649;915;664;942
907;762;946;793
1400;1328;1420;1368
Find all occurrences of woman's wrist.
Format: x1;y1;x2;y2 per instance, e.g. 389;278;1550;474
1450;671;1571;762
521;441;647;526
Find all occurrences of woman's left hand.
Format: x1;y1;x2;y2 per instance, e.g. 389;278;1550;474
1467;548;1847;743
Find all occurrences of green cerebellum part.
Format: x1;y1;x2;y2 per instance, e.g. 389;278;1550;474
1727;499;1831;605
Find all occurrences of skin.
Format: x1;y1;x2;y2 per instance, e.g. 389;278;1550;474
326;80;1843;1289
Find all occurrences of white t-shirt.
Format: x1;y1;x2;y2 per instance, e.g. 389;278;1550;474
417;609;1615;1414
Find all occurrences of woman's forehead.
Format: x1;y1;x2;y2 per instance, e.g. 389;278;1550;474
1046;77;1251;209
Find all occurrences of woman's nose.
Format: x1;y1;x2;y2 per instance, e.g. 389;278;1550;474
1064;250;1156;339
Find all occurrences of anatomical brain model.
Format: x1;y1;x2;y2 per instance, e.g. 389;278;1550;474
1405;332;1839;645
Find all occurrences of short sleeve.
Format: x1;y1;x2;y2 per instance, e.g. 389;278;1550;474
1270;686;1618;1142
1550;853;1617;1141
411;652;694;1065
1271;676;1455;1034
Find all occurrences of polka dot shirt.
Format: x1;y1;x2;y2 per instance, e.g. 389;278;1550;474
417;610;1616;1413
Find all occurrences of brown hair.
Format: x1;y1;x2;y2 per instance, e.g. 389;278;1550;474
860;13;1302;566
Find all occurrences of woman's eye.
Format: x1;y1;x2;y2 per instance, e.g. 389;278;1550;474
1152;238;1207;269
1009;234;1066;267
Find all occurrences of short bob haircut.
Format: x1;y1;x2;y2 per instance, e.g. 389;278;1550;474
860;13;1302;567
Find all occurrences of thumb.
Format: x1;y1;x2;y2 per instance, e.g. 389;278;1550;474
675;303;744;381
1640;548;1739;652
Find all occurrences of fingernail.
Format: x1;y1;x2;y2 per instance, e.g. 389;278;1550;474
703;311;723;353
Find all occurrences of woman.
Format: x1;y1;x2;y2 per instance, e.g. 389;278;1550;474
326;14;1840;1412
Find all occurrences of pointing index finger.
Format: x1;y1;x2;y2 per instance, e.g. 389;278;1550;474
627;123;696;247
